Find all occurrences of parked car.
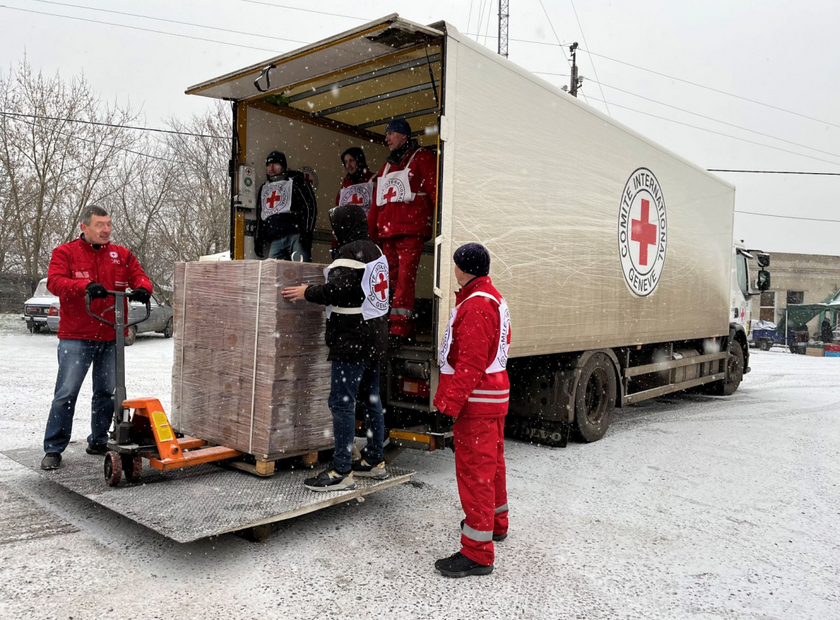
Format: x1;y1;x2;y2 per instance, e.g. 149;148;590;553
42;290;173;346
22;278;58;333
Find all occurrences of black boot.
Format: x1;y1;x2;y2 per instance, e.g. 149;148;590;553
434;552;493;578
40;452;62;470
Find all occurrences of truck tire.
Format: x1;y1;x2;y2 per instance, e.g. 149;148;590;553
708;340;744;396
758;339;771;351
573;353;617;443
125;325;137;346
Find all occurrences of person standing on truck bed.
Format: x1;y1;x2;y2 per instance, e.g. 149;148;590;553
331;147;376;258
433;243;512;578
281;204;390;491
368;118;437;348
254;150;317;262
40;205;153;471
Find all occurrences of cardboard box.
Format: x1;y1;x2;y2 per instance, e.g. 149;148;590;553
171;260;333;458
805;346;824;357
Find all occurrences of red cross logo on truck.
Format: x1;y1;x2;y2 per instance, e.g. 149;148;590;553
631;199;657;266
373;272;388;300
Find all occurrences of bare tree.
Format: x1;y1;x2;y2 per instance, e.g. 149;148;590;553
0;58;137;291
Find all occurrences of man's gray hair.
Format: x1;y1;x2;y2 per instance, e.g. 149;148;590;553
81;205;109;226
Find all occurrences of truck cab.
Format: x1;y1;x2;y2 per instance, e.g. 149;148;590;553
731;243;771;370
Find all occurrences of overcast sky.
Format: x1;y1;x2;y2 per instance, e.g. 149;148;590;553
2;0;838;257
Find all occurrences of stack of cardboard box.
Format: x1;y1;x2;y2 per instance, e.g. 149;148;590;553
171;260;333;459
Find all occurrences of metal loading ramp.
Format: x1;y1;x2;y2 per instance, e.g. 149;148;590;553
2;444;414;543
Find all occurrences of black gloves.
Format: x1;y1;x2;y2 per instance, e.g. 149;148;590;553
86;282;108;299
128;287;151;303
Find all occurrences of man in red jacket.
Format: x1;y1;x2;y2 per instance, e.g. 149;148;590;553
368;119;437;346
433;243;511;578
40;205;153;471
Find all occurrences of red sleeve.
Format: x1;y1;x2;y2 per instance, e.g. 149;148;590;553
367;202;379;244
432;300;497;417
47;245;88;300
125;250;153;293
419;150;438;209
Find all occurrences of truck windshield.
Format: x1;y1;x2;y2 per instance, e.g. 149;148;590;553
736;253;749;296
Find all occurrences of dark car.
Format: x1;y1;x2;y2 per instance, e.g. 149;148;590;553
44;291;173;346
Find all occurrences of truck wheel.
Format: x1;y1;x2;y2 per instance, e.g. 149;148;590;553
32;324;42;333
573;353;617;443
708;340;744;396
125;325;137;346
163;318;173;339
759;339;771;351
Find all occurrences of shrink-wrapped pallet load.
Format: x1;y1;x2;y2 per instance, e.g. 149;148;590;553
171;260;333;458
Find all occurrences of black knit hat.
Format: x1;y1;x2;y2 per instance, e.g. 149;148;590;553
453;243;490;277
385;118;411;136
265;150;287;169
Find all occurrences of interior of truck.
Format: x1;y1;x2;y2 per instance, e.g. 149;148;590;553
187;16;448;414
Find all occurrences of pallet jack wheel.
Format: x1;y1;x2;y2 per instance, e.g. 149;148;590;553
104;451;123;487
123;454;143;483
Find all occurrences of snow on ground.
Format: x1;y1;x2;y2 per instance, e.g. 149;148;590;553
0;314;838;619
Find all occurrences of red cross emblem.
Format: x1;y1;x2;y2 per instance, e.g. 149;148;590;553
383;186;398;203
631;199;657;266
348;192;363;205
266;190;282;210
373;272;388;300
303;172;314;186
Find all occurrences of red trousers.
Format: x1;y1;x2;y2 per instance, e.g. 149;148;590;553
381;235;424;338
454;416;508;566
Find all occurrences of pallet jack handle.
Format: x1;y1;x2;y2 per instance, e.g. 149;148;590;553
85;290;151;429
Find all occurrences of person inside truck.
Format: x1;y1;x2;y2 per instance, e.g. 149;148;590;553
281;204;390;492
367;118;437;348
253;150;317;262
433;243;511;578
331;147;376;258
40;205;153;471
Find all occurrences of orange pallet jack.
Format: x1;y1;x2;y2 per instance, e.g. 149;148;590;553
87;290;241;486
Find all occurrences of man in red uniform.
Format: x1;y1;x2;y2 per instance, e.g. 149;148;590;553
335;147;376;214
368;119;437;346
40;205;152;470
433;243;512;578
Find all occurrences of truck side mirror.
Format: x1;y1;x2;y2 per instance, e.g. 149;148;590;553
757;253;770;268
757;270;771;291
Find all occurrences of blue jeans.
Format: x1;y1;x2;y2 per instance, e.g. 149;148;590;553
328;360;384;474
269;233;310;262
43;339;116;453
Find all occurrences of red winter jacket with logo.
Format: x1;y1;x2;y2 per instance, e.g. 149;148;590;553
367;144;437;242
47;236;153;341
434;276;511;419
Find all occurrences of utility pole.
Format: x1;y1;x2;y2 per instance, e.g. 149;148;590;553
498;0;509;58
569;42;582;97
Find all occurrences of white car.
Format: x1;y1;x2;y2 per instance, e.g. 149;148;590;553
22;278;58;333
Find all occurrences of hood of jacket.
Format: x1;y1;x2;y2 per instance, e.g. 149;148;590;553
330;204;370;246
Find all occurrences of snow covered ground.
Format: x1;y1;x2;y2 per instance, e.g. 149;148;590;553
0;314;837;619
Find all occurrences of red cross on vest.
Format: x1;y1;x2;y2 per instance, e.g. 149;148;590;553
303;172;314;186
348;192;363;205
266;190;282;210
383;186;398;203
374;272;388;300
631;199;657;266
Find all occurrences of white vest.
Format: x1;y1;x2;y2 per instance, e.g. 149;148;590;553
338;182;375;214
323;251;390;321
375;150;423;207
439;291;511;375
260;179;293;219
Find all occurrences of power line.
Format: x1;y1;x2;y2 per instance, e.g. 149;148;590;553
0;111;227;139
735;210;840;223
568;0;609;116
582;95;840;168
588;80;840;162
237;0;367;21
25;0;310;44
0;5;284;53
710;169;840;176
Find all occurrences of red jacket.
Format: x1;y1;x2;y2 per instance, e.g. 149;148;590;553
434;276;511;419
47;236;152;341
368;145;436;242
334;170;376;206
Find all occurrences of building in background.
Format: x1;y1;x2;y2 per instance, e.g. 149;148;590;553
750;253;840;336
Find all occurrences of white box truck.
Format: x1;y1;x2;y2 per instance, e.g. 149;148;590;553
186;15;769;448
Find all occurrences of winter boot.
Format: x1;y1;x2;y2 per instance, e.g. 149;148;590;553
434;552;494;578
41;452;62;470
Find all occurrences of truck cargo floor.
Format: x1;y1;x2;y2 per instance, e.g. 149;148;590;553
1;444;414;543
